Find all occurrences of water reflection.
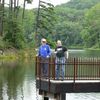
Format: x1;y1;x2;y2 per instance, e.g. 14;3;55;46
69;49;100;57
0;59;41;100
66;93;100;100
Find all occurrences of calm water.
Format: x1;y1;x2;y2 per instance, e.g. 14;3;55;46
0;49;100;100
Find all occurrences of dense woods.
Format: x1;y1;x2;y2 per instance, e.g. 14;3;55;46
0;0;100;50
54;0;100;49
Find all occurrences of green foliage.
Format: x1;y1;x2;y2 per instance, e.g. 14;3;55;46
54;7;84;47
26;0;33;3
4;19;25;49
34;1;56;47
52;0;100;49
23;10;35;45
0;0;100;50
61;0;100;10
0;37;5;48
82;3;100;48
47;39;56;48
0;1;34;49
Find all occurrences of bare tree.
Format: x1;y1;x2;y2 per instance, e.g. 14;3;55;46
14;0;16;12
22;0;26;21
0;0;5;36
22;0;33;22
0;0;2;35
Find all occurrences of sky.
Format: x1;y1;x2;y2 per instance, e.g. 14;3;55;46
26;0;70;9
4;0;70;9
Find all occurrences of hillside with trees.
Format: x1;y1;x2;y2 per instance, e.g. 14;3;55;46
53;0;100;48
0;0;100;51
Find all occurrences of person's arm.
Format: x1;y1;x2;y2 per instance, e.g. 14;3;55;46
63;46;67;52
66;50;69;59
47;45;51;57
64;51;68;60
54;47;57;54
63;47;68;59
46;45;51;58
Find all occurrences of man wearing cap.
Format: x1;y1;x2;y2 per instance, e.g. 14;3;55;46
38;38;51;78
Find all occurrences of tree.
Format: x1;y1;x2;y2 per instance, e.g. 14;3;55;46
35;0;56;47
0;0;5;36
22;0;33;21
4;19;25;49
82;3;100;48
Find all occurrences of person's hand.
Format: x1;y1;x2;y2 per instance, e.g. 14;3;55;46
36;54;38;56
46;55;49;58
54;51;57;54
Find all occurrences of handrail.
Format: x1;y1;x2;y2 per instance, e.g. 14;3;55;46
35;56;100;81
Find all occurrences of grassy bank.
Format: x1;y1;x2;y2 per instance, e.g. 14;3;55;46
0;48;36;60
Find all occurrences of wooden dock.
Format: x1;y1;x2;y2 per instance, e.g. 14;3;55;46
35;57;100;100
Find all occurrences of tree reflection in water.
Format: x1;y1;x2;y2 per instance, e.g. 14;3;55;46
0;59;34;100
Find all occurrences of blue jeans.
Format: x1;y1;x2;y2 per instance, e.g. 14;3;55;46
55;57;66;80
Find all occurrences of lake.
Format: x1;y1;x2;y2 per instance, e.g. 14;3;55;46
0;49;100;100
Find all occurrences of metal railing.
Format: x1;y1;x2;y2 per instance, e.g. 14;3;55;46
35;56;100;81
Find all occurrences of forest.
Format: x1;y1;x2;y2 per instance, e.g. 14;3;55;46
0;0;100;50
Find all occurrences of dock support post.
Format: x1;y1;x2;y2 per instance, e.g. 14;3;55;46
60;93;66;100
44;97;49;100
54;93;66;100
43;93;66;100
39;90;66;100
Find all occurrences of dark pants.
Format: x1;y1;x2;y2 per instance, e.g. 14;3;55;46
40;57;49;78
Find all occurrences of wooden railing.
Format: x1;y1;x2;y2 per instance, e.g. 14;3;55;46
35;56;100;81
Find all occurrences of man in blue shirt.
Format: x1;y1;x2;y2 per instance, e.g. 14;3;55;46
38;38;51;78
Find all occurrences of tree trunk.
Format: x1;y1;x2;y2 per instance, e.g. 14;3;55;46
22;0;26;22
15;0;19;18
14;0;16;12
0;1;2;35
0;0;5;36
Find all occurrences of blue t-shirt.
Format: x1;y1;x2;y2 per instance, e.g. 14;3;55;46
38;44;51;58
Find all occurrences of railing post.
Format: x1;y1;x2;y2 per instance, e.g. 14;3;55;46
39;57;41;79
39;57;41;89
48;57;51;92
73;57;78;91
35;56;37;77
76;58;78;78
52;57;55;80
48;58;50;79
73;57;76;83
99;58;100;78
54;57;55;80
